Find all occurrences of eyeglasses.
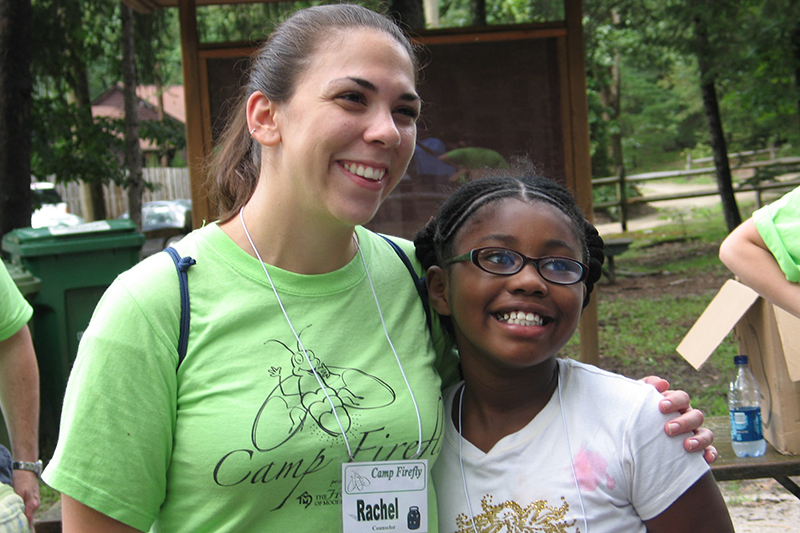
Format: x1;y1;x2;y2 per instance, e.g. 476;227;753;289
443;247;588;285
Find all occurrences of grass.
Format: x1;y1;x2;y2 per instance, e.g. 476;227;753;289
37;482;60;516
561;198;748;417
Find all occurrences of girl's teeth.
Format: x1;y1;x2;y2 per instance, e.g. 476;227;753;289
498;311;543;326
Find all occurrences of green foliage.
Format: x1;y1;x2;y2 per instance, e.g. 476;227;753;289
30;95;186;187
133;9;182;87
30;97;126;186
195;1;387;43
29;0;187;188
438;0;563;26
31;0;119;93
583;0;800;176
621;57;705;162
138;117;188;168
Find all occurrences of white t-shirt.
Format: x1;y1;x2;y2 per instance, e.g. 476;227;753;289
433;358;709;533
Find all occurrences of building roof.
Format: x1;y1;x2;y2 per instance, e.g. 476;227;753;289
91;84;185;151
92;84;185;123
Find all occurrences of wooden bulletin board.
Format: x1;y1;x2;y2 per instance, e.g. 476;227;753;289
201;26;574;240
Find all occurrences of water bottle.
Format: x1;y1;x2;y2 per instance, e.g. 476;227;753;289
728;355;766;457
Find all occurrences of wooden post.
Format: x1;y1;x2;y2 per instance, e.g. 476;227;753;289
618;166;628;232
177;0;210;229
565;0;598;366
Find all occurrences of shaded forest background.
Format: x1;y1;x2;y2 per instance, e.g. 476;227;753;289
1;0;799;236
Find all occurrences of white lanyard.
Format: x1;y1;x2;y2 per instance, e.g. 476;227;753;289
238;207;423;460
457;361;589;533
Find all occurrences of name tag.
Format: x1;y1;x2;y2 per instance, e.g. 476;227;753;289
342;459;428;533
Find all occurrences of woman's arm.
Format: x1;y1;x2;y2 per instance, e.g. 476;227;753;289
719;217;800;318
643;471;734;533
643;377;717;463
62;495;142;533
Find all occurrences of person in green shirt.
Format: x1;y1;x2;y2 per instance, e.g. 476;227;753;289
0;261;41;532
720;185;800;318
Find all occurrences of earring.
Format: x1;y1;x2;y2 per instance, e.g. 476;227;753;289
250;127;257;136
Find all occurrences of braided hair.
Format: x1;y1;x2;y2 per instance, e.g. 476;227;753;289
414;173;605;322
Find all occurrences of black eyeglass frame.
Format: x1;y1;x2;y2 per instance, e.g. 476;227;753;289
442;247;589;285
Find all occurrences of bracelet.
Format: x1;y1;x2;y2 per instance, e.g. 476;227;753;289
12;460;42;478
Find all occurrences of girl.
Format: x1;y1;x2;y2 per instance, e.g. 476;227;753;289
416;173;734;533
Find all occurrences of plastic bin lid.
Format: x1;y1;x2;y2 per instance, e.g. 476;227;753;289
3;261;42;297
1;219;145;257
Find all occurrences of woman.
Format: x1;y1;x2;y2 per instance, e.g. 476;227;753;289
43;5;711;532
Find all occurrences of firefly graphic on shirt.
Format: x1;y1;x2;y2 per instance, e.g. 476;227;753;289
251;326;397;451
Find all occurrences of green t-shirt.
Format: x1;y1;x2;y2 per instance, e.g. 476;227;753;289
0;262;33;341
753;185;800;282
43;224;456;532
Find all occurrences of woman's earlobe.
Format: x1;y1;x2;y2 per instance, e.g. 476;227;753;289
426;266;452;316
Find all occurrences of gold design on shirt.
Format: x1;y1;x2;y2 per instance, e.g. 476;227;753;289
455;495;578;533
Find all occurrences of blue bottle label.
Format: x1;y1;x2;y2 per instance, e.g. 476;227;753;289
729;406;763;442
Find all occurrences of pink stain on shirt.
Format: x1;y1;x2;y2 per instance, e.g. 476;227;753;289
573;446;616;491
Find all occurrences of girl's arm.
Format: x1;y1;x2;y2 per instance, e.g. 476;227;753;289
62;495;142;533
643;471;734;533
645;377;717;463
720;217;800;318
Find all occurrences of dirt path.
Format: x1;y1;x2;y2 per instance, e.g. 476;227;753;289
595;181;761;235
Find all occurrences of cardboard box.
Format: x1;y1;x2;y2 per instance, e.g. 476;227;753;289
676;279;800;455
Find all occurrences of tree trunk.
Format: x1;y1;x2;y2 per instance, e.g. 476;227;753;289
156;71;170;167
0;0;32;239
471;0;486;26
791;23;800;135
389;0;425;30
695;12;740;232
607;10;623;178
69;66;107;221
122;3;143;232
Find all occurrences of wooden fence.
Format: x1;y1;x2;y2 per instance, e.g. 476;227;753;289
47;167;191;220
593;153;800;231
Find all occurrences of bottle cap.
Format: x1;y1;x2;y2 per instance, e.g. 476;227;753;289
734;355;748;365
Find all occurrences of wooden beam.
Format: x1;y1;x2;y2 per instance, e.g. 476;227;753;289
178;0;211;228
563;0;599;366
123;0;281;11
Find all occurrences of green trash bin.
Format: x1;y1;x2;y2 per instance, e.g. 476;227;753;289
4;261;42;304
2;220;145;448
0;261;42;450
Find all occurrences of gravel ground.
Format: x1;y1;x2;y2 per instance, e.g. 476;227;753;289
720;478;800;532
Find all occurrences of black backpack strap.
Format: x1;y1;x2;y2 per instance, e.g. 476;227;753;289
378;234;431;330
165;247;196;367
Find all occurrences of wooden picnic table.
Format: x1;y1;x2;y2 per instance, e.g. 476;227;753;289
602;237;633;284
707;416;800;498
